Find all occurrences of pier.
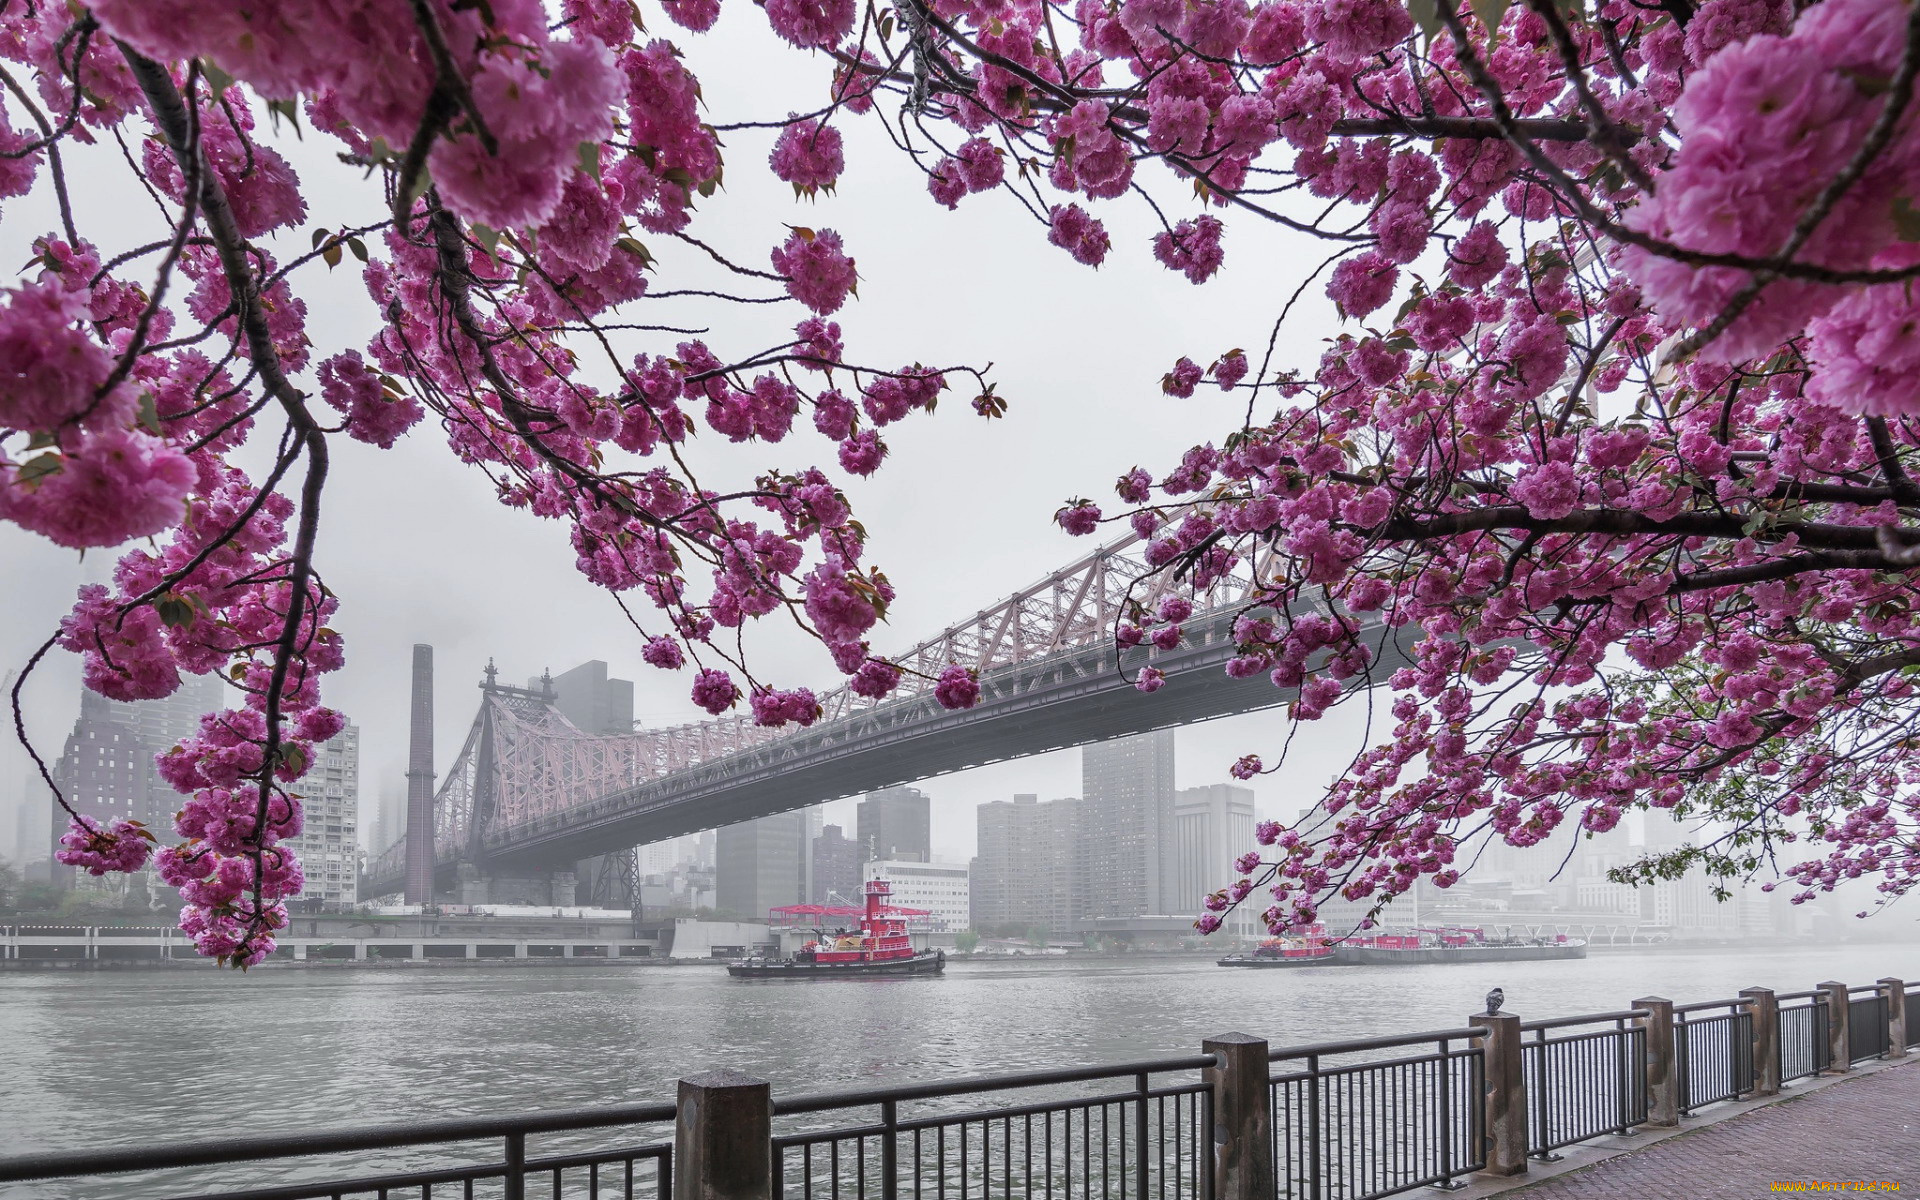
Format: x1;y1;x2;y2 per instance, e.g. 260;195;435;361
0;915;777;966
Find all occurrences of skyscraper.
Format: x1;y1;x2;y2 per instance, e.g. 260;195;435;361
857;786;931;863
810;824;863;904
1173;784;1256;935
403;644;436;905
716;810;807;918
1079;730;1177;919
971;793;1081;934
541;660;635;735
49;674;224;871
285;723;361;908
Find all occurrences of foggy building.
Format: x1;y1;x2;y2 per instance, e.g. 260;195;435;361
284;723;361;908
857;786;931;863
12;774;49;875
811;824;864;905
971;793;1081;934
49;675;224;872
716;810;807;919
1078;730;1177;921
869;859;970;932
538;660;635;736
801;805;824;903
368;786;407;854
1173;784;1257;935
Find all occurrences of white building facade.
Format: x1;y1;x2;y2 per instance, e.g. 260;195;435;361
287;723;360;908
869;859;970;932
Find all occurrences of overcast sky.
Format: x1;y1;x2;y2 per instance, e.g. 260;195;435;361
0;11;1695;880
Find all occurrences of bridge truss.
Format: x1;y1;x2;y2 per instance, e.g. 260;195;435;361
364;525;1361;902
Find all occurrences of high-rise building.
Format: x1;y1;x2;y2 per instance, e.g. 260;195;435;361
972;794;1081;934
811;824;864;904
285;723;360;908
716;810;807;919
857;786;931;863
1173;784;1257;934
49;675;225;871
869;859;970;932
404;644;436;905
368;785;407;854
539;661;635;736
802;805;824;902
1079;731;1177;920
13;773;50;880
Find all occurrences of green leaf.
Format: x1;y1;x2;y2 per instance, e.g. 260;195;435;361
347;237;369;263
277;743;310;777
1404;0;1440;38
472;222;503;261
321;240;343;268
16;452;60;486
400;163;434;209
265;97;303;140
1893;196;1920;242
136;391;163;435
1470;0;1509;35
200;59;237;102
577;141;602;182
154;594;196;630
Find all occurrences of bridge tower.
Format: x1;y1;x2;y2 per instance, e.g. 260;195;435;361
403;644;436;904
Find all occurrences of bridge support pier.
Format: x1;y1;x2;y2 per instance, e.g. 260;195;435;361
451;866;582;907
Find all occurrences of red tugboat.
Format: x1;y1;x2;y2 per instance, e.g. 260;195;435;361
1216;923;1337;968
727;879;947;978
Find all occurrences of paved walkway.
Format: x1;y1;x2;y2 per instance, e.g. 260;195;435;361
1503;1062;1919;1199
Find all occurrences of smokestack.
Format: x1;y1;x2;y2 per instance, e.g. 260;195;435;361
403;643;436;904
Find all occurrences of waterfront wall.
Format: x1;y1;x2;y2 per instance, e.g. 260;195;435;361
2;969;1913;1200
0;916;773;967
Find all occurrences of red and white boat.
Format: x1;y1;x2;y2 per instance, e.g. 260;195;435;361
728;880;947;978
1216;923;1337;968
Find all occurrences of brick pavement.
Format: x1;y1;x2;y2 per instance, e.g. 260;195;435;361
1504;1062;1920;1200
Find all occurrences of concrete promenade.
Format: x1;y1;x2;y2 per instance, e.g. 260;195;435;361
1472;1059;1919;1200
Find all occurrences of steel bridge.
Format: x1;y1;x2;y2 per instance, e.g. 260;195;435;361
363;528;1418;901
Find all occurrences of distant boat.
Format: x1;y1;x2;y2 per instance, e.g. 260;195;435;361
728;879;947;979
1217;923;1587;968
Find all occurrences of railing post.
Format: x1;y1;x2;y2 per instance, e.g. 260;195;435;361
1203;1033;1274;1200
1633;998;1678;1127
1882;979;1906;1060
1820;981;1850;1073
675;1070;772;1200
504;1132;526;1200
1742;988;1780;1097
1473;1010;1526;1177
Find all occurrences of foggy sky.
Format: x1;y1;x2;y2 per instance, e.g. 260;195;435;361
0;9;1511;871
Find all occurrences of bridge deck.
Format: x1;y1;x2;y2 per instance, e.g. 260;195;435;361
1479;1060;1918;1199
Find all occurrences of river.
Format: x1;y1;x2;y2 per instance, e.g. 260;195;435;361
0;944;1913;1196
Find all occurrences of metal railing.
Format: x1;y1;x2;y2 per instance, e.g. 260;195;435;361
1848;990;1890;1063
1519;1012;1647;1157
0;1101;676;1200
1778;992;1832;1082
769;1056;1216;1200
1674;1000;1754;1115
1269;1027;1485;1200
